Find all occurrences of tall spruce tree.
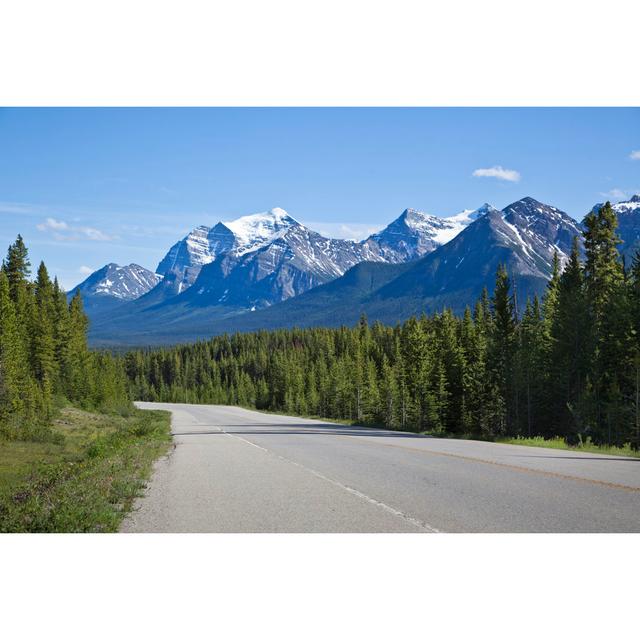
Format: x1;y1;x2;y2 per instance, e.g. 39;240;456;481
630;251;640;448
4;234;31;300
583;202;627;442
0;271;27;432
487;264;517;435
550;236;589;440
32;262;57;408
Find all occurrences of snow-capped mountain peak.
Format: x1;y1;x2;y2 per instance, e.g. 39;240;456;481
366;204;494;262
70;263;162;302
155;207;301;288
223;207;299;255
400;208;435;228
473;202;500;218
497;197;583;269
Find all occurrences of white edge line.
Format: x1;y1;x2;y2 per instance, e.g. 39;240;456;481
221;429;442;533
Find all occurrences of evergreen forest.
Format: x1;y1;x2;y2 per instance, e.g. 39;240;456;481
0;235;128;441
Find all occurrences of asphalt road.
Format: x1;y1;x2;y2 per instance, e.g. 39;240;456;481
121;402;640;533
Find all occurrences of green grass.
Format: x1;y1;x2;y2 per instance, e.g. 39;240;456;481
419;428;640;458
0;406;171;532
495;435;640;458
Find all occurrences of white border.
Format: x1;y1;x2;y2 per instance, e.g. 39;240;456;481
1;1;638;637
1;534;638;639
1;0;639;106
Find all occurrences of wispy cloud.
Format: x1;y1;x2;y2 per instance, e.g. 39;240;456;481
78;265;94;276
37;217;69;231
36;217;116;242
472;166;521;183
0;201;40;215
599;188;629;200
630;150;640;160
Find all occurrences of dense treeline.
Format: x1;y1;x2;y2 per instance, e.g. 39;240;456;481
128;202;638;447
0;236;128;440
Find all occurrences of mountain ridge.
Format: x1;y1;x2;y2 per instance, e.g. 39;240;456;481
84;196;601;346
77;203;483;313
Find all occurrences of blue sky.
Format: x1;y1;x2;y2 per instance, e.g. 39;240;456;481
0;107;638;289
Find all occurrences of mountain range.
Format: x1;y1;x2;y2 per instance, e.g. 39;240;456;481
68;195;640;346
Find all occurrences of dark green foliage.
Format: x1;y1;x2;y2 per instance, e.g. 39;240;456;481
630;251;640;449
124;204;640;446
0;237;130;440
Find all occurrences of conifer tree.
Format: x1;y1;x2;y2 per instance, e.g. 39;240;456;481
583;202;626;441
487;264;517;435
549;236;589;440
4;234;31;300
52;278;72;395
630;251;640;448
0;271;27;433
67;290;91;402
32;262;57;391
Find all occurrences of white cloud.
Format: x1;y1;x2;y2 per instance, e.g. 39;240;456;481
78;265;94;276
472;165;521;182
36;217;116;242
599;188;629;200
630;150;640;160
79;226;113;241
300;221;385;240
37;217;69;231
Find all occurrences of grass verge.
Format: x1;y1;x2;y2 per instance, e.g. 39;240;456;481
494;435;640;458
0;406;171;532
419;429;640;458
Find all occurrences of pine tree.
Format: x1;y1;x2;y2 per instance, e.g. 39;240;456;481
487;264;517;435
0;271;25;434
32;262;57;409
583;202;627;442
4;234;31;300
52;277;72;396
67;290;91;402
401;316;432;431
630;251;640;448
543;251;561;328
549;236;589;441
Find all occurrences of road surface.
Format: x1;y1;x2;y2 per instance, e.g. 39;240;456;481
121;402;640;532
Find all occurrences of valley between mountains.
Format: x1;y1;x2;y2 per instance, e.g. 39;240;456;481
70;195;640;346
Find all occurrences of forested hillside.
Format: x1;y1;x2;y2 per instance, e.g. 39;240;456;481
0;235;128;441
126;203;640;448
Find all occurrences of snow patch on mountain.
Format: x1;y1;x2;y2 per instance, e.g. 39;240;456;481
367;203;496;262
432;203;497;244
223;207;299;255
71;263;163;301
591;194;640;217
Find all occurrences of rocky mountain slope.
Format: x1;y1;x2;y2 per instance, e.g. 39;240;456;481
363;204;489;262
86;197;592;345
68;263;162;313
